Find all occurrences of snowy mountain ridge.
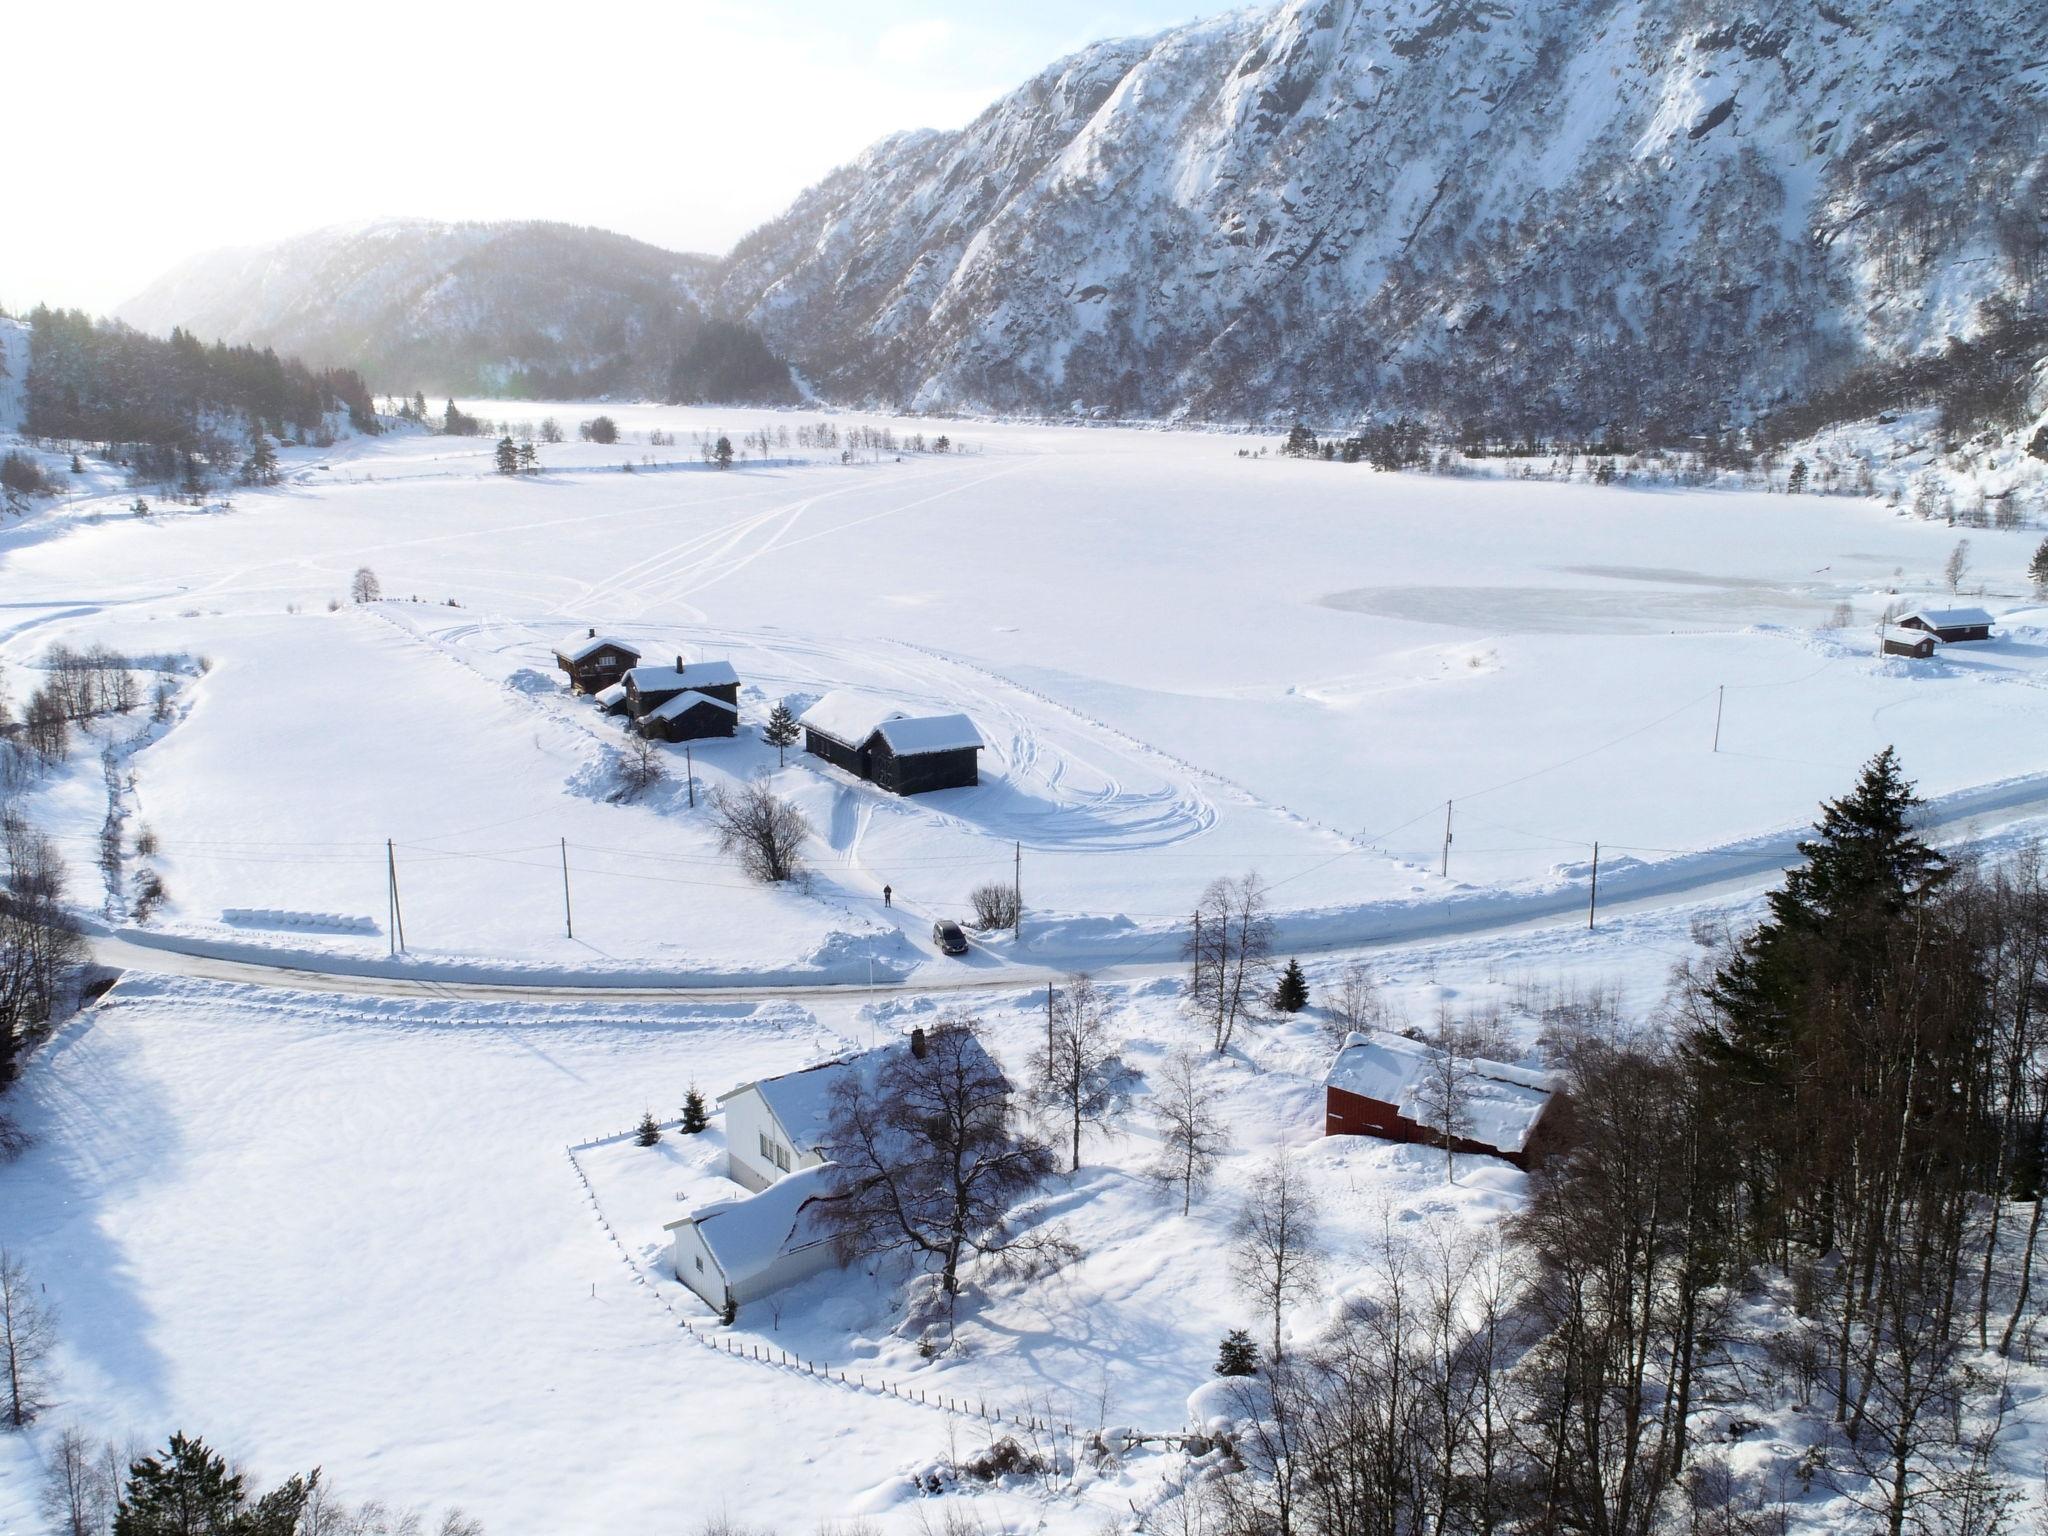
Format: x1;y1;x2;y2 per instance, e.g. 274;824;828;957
115;0;2047;434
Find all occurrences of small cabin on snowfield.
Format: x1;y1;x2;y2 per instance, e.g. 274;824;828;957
664;1163;839;1320
1882;632;1937;660
637;689;738;743
593;682;631;715
798;689;982;796
624;657;742;718
555;630;641;694
1325;1030;1559;1170
1897;607;1994;644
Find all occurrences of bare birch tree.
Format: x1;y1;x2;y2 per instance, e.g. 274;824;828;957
1151;1049;1231;1215
0;1248;56;1427
1230;1152;1323;1364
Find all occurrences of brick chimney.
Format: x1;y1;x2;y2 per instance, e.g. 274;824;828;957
676;655;684;672
909;1026;927;1059
587;626;596;637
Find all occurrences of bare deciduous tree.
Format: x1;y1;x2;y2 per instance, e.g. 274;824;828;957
1184;872;1274;1053
1230;1152;1323;1365
1410;1009;1479;1181
817;1016;1065;1310
1151;1049;1231;1215
616;734;668;801
40;1425;115;1536
0;1247;56;1427
350;566;381;604
1030;973;1139;1171
708;781;810;883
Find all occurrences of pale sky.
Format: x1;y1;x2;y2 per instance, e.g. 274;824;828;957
4;0;1222;317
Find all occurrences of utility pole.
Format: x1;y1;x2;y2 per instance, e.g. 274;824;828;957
386;839;406;953
1441;800;1454;879
1587;840;1600;930
1013;840;1022;941
686;745;696;809
1712;685;1724;753
561;837;574;940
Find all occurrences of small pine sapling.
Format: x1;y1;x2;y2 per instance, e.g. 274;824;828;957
635;1109;662;1147
1273;957;1309;1013
1215;1328;1259;1377
680;1086;709;1135
762;701;800;767
2029;536;2048;597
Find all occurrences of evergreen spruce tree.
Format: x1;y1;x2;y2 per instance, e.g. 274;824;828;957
517;440;538;473
1786;457;1808;494
762;701;800;766
1272;957;1309;1013
713;435;735;470
113;1432;314;1536
635;1109;662;1147
681;1085;709;1134
1215;1328;1259;1376
2029;535;2048;597
494;436;519;476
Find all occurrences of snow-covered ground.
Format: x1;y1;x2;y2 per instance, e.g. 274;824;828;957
4;405;2047;981
4;405;2047;1530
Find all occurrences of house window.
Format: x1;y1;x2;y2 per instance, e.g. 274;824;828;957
773;1141;791;1171
695;1255;704;1272
599;652;616;666
758;1131;792;1171
758;1131;773;1162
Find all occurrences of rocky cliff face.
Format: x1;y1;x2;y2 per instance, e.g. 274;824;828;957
717;0;2046;433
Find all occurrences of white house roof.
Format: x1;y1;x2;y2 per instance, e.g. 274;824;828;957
665;1163;838;1284
719;1028;1001;1158
1900;607;1994;630
1327;1030;1556;1155
645;688;739;722
799;689;908;747
559;633;640;663
875;713;983;756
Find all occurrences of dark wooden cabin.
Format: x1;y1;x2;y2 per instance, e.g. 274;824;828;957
1882;632;1937;660
638;691;738;743
555;630;642;694
1897;607;1994;644
625;658;742;718
798;690;982;796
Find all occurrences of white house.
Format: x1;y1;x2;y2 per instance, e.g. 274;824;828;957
718;1057;853;1192
664;1163;840;1318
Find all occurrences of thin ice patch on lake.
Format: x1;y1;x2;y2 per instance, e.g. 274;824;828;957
1319;580;1834;635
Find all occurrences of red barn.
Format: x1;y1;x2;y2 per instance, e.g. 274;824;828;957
1324;1030;1558;1170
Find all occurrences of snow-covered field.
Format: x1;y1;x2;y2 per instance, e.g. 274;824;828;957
4;406;2047;1530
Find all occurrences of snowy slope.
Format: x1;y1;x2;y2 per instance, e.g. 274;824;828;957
117;219;724;397
714;0;2047;429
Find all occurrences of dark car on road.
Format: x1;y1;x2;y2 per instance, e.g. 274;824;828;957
932;920;969;956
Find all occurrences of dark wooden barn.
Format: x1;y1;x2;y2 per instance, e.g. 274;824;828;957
638;690;738;743
555;630;642;694
1897;607;1994;644
798;690;983;796
1323;1030;1559;1170
624;658;742;718
1882;632;1937;660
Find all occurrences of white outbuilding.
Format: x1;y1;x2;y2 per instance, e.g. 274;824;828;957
664;1163;840;1319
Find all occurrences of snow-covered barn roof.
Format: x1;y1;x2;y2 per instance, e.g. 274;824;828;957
644;689;738;722
798;690;908;747
665;1163;838;1284
799;691;980;756
593;683;628;708
720;1028;1000;1156
1899;607;1994;630
1326;1030;1556;1155
625;659;740;693
558;633;640;663
875;714;982;756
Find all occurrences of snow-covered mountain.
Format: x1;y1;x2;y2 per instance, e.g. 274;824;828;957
118;220;734;399
119;0;2046;432
717;0;2046;431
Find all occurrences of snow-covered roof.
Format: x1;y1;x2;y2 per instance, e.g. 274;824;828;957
667;1163;838;1284
593;683;627;707
720;1029;1000;1155
558;633;640;663
644;688;739;722
1899;607;1994;630
875;713;982;756
799;691;981;755
1326;1030;1556;1155
625;659;740;693
798;689;908;747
